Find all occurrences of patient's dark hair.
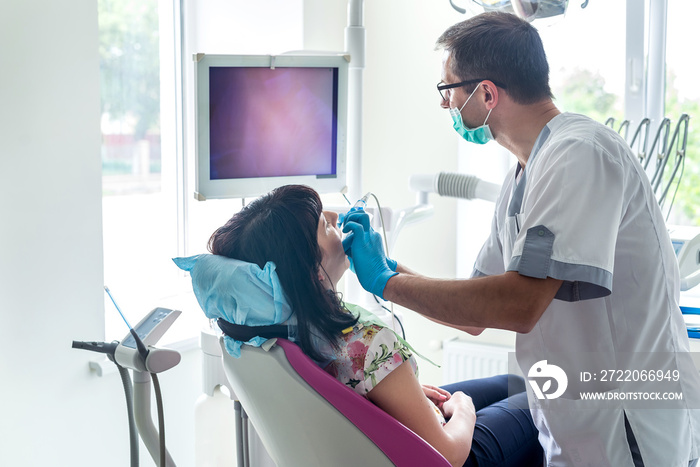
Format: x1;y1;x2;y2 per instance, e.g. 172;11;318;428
208;184;358;362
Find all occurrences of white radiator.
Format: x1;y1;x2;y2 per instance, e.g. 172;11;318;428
442;339;512;384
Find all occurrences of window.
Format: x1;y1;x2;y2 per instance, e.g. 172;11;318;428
665;0;700;301
540;2;626;124
664;0;700;227
99;0;199;344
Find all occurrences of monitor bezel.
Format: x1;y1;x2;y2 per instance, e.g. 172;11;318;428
194;53;349;200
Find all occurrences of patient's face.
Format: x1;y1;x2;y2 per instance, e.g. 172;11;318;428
317;210;349;288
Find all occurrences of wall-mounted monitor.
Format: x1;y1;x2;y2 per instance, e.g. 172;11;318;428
194;53;349;200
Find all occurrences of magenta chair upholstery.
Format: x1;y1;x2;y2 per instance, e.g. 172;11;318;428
220;337;451;467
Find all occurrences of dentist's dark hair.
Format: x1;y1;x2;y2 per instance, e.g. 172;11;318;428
436;11;553;104
208;184;357;362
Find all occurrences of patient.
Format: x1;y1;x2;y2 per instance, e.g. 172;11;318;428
206;184;542;467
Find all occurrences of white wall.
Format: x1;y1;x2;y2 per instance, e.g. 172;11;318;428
0;1;201;465
1;0;109;464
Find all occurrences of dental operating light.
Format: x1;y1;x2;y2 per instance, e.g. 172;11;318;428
449;0;584;22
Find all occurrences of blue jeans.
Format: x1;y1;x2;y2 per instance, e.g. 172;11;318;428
441;375;543;467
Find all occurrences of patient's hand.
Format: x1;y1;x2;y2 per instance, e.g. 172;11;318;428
422;384;451;409
441;391;476;423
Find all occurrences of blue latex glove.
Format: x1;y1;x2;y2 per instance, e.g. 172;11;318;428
341;211;362;274
342;210;397;273
337;206;365;229
342;214;398;299
341;210;369;252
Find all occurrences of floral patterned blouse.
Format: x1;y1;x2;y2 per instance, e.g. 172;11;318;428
322;317;446;425
323;319;418;396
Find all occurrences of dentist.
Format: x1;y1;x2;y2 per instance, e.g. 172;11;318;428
343;11;700;467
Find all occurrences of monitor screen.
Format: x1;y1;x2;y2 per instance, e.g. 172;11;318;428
194;54;349;200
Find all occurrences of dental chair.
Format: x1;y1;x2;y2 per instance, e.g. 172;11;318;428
220;336;452;467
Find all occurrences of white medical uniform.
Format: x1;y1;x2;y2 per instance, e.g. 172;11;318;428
473;112;700;467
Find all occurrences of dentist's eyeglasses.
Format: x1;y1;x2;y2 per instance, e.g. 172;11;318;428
437;79;508;101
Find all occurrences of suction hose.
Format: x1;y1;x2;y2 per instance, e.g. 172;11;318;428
436;172;482;199
410;172;500;202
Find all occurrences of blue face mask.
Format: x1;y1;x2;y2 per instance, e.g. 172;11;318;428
449;83;494;145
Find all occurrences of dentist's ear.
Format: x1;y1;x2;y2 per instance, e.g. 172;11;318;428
481;80;499;109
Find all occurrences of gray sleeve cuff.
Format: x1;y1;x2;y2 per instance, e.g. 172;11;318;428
507;225;613;302
471;268;489;278
517;225;555;279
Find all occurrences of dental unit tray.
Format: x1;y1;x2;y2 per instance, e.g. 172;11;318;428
73;306;182;467
668;225;700;340
682;306;700;339
115;307;182;373
668;225;700;292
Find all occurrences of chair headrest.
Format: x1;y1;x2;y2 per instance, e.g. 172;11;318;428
217;319;289;342
173;254;292;357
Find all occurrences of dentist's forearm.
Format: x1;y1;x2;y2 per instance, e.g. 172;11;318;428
395;262;421;276
382;271;562;334
424;314;485;336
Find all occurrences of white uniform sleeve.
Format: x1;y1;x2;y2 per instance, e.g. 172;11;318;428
472;208;505;278
472;169;514;278
509;136;625;301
